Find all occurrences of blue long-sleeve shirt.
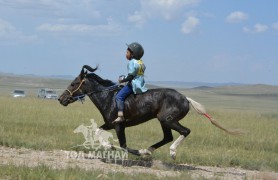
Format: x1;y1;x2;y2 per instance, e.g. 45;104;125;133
127;59;148;94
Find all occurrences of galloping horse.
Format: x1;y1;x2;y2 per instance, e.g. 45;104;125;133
58;65;240;159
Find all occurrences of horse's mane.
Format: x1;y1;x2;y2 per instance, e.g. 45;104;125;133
86;73;115;87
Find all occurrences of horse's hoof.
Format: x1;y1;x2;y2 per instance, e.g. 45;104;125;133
170;149;176;160
139;149;152;156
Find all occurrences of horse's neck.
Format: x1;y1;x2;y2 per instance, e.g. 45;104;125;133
79;126;88;136
87;89;117;121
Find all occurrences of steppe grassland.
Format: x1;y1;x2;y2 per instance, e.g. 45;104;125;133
1;86;278;171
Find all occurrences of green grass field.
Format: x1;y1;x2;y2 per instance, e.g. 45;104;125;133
1;75;278;178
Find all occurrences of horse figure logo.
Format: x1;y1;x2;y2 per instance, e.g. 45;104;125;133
73;119;118;150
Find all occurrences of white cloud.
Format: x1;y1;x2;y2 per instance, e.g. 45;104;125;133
181;16;199;34
0;18;37;42
226;11;248;23
272;22;278;30
0;0;100;19
128;11;149;28
0;18;16;35
128;0;200;27
254;24;268;32
37;18;121;36
146;0;199;19
243;23;268;33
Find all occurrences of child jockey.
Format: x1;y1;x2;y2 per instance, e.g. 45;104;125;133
113;42;148;123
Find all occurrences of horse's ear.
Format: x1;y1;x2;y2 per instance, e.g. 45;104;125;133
80;68;87;79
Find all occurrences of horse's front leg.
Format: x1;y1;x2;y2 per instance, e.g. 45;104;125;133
114;123;140;156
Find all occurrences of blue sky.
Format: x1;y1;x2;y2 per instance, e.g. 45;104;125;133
0;0;277;85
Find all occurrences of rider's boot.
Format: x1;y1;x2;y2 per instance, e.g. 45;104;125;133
112;111;125;123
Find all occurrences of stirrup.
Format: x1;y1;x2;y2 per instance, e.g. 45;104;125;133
112;116;125;124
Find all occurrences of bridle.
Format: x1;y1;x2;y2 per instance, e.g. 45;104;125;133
66;79;85;96
65;78;120;103
65;79;86;103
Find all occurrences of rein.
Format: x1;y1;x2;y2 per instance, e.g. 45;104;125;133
66;78;120;103
86;84;120;96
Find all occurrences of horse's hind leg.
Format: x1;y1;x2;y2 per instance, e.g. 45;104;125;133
164;120;191;160
139;122;173;156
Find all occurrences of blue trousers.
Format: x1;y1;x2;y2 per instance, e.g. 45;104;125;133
115;84;133;111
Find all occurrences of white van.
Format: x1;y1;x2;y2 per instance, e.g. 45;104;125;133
38;88;58;99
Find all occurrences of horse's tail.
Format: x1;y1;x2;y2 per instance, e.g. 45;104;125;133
186;97;243;135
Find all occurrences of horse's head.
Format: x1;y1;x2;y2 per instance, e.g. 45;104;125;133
73;124;86;134
58;65;98;106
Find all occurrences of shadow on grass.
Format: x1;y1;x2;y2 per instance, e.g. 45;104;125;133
100;158;247;178
101;158;198;171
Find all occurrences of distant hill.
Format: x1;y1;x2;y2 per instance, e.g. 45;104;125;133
148;81;243;88
1;72;278;97
191;86;213;90
188;84;278;97
0;73;71;96
0;72;74;80
48;75;75;79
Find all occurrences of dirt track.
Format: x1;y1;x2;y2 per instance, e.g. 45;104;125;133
0;146;277;179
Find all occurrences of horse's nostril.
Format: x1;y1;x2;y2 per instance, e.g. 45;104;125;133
58;96;62;101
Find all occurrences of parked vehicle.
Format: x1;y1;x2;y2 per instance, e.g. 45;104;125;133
38;88;58;99
12;90;26;98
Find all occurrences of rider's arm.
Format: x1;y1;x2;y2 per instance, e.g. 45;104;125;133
119;60;136;83
120;74;134;83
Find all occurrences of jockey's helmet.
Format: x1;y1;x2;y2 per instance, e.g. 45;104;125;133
126;42;144;60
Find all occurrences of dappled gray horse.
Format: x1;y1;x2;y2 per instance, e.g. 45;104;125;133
59;65;241;159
